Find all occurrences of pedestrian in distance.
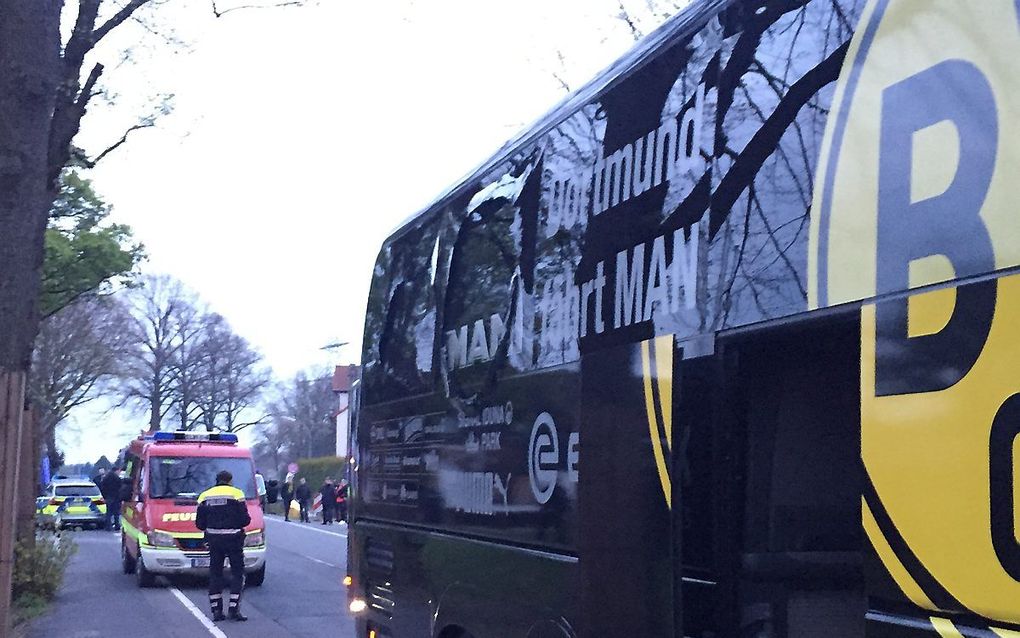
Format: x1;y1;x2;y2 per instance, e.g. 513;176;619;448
100;467;124;531
335;478;349;524
295;477;311;523
280;474;293;522
196;470;251;622
319;477;335;525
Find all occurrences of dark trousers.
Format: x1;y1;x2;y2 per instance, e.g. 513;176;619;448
106;501;121;530
299;500;309;522
321;505;333;524
208;533;245;613
282;494;292;520
337;501;347;522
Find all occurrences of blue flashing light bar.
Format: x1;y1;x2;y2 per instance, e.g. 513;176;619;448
150;431;238;443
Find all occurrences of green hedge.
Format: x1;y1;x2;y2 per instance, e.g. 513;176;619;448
13;532;77;625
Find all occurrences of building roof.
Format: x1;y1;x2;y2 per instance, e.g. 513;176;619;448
332;365;360;393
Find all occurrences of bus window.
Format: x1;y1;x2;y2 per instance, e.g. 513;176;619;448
442;152;541;386
362;217;440;401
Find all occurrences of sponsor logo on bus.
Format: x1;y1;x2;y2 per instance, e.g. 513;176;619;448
527;412;579;505
811;0;1020;625
547;83;713;226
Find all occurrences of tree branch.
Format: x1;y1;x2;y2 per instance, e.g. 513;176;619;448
76;63;104;110
93;0;154;45
64;0;102;72
211;0;302;18
229;414;270;432
80;121;156;168
551;50;571;94
617;1;643;41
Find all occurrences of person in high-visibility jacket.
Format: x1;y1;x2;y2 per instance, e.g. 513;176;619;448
196;470;251;622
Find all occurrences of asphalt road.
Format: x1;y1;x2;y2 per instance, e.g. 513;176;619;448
27;515;357;638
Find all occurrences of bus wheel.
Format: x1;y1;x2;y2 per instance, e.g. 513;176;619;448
121;541;136;574
246;565;265;587
136;549;156;587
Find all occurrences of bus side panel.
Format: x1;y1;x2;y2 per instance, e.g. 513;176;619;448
578;341;675;638
351;521;579;638
356;362;582;555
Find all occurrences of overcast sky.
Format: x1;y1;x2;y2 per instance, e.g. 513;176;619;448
59;0;688;464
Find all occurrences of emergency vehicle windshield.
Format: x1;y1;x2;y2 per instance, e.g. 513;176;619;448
148;457;256;500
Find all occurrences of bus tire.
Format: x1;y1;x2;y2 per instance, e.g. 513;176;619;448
122;540;136;574
136;549;156;587
246;564;265;587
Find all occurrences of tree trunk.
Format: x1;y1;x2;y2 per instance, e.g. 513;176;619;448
16;407;37;547
149;389;161;432
0;1;61;369
44;423;59;471
0;373;26;634
0;1;64;631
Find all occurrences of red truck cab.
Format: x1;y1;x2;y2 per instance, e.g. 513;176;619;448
118;431;266;587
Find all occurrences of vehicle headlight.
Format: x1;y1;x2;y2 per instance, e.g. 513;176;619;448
349;598;367;614
244;531;264;547
147;531;176;548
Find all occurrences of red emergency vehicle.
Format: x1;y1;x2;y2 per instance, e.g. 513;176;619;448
118;431;266;587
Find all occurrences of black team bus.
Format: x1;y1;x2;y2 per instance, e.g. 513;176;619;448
346;0;1020;636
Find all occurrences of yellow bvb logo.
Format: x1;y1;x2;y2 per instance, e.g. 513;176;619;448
810;0;1020;624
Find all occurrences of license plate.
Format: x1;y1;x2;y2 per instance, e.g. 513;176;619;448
192;557;210;568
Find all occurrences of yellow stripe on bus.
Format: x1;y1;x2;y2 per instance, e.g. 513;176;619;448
931;617;1020;638
642;340;671;509
931;617;964;638
862;497;936;610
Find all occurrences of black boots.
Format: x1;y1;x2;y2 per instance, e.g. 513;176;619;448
228;592;247;621
213;592;247;621
210;594;225;621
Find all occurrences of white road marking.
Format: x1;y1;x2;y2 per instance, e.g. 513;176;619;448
305;556;340;568
265;515;347;538
170;586;228;638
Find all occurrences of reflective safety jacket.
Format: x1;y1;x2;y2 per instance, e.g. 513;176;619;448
195;484;251;536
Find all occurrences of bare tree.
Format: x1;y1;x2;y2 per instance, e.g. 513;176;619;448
29;296;131;469
166;312;208;431
0;1;308;626
271;372;336;460
190;314;270;433
118;274;202;431
251;420;288;478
